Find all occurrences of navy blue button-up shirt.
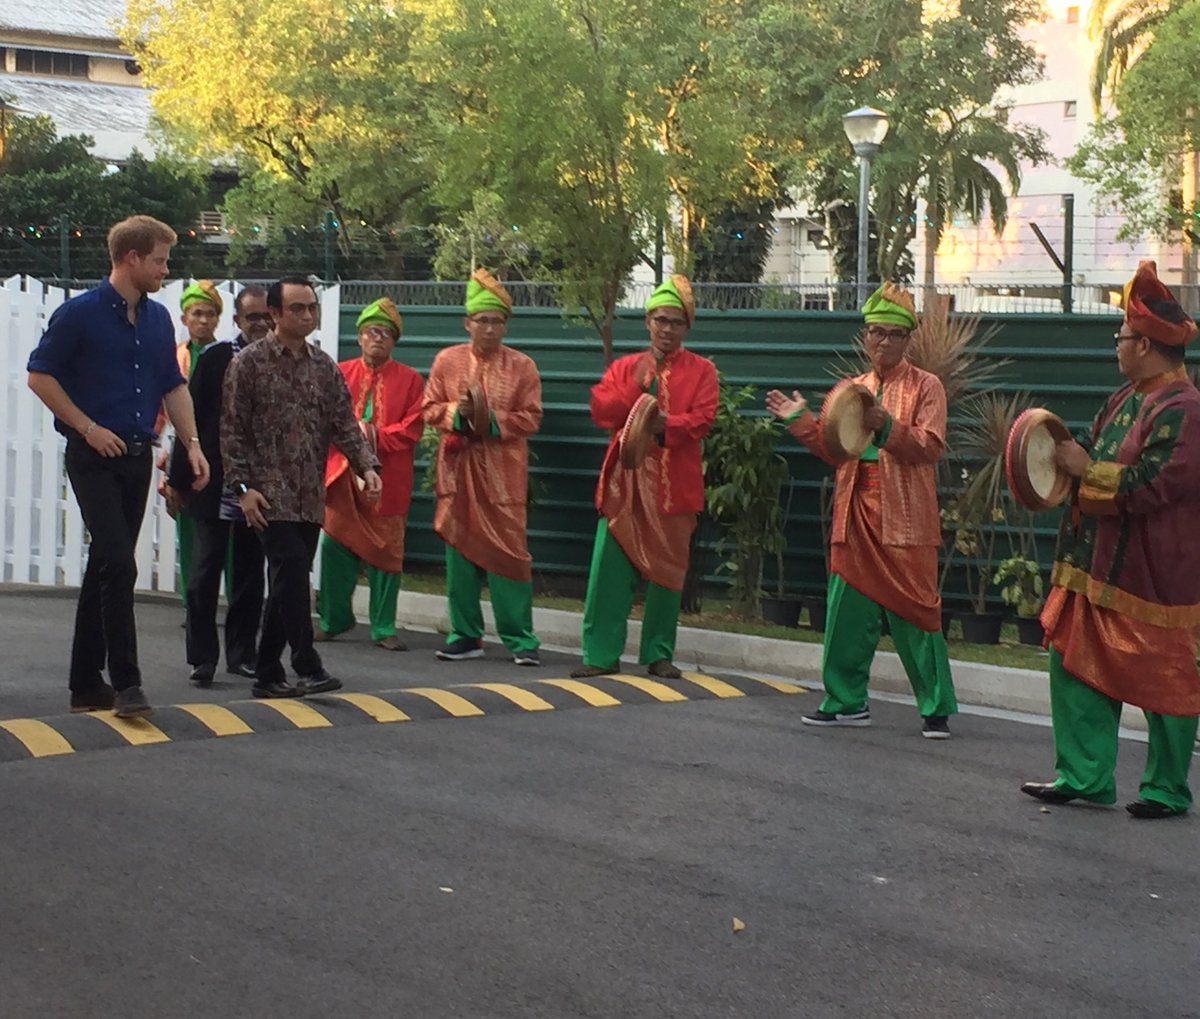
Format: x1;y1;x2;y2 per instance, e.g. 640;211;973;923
27;280;186;439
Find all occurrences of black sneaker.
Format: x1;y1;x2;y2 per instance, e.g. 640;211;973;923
801;707;871;727
113;686;153;719
513;650;541;666
922;715;951;740
298;669;343;695
69;684;116;713
436;638;484;661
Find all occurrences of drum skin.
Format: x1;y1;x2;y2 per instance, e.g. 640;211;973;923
1006;408;1073;511
619;393;660;469
821;383;875;461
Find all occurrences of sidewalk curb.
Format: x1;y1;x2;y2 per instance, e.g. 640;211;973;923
358;587;1150;733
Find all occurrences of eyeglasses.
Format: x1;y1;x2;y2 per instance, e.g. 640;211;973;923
470;316;508;329
285;302;319;316
648;316;688;331
865;325;910;343
239;312;272;323
1114;331;1141;346
362;326;395;340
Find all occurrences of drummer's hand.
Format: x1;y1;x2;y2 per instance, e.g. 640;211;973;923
457;394;473;428
863;405;889;433
1054;440;1092;478
651;409;668;436
765;389;807;421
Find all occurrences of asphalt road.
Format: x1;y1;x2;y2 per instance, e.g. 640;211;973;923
1;590;1197;1018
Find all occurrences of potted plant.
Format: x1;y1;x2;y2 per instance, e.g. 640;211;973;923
993;555;1045;645
955;391;1035;644
704;376;792;617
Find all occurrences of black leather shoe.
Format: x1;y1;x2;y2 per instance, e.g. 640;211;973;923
1126;799;1186;820
252;679;300;699
298;669;343;695
1020;781;1079;805
190;663;216;687
69;684;115;713
227;663;257;679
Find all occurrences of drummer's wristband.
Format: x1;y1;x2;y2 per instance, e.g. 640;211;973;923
451;409;467;433
876;413;893;445
783;409;808;424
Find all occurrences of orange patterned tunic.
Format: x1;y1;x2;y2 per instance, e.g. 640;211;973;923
422;343;542;582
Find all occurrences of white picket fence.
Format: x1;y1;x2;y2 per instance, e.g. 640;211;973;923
0;275;342;592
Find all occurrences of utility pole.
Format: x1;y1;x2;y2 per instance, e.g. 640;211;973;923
1029;193;1075;313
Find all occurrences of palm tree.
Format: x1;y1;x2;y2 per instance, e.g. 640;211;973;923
1088;0;1193;110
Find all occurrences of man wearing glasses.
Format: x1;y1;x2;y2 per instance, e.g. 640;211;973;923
1022;261;1200;819
168;285;272;686
222;277;381;698
316;297;424;651
571;275;718;680
422;269;543;665
767;282;957;738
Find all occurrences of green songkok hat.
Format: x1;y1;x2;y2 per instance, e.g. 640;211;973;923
645;274;695;326
861;282;916;330
356;297;403;337
180;279;223;315
465;268;513;317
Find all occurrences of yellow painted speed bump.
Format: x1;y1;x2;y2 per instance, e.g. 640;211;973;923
404;687;486;718
90;712;171;746
0;718;74;758
608;674;689;703
255;700;333;729
332;692;412;724
537;678;621;708
179;703;255;737
680;671;745;699
463;683;556;712
0;670;805;765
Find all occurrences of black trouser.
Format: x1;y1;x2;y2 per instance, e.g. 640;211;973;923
255;521;322;682
63;438;152;693
185;517;265;670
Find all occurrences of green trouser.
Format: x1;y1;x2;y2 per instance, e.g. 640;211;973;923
444;545;539;655
317;534;402;642
579;519;681;668
1048;648;1197;812
818;573;957;718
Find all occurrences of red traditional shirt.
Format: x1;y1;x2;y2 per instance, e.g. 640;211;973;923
788;359;945;548
325;358;424;518
590;347;718;516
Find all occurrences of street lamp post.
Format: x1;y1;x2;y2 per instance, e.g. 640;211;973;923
842;106;890;306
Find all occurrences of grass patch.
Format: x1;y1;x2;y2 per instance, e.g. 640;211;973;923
395;569;1048;673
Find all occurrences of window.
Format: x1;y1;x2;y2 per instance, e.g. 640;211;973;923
1066;6;1080;23
1064;101;1077;119
13;48;88;78
806;229;825;246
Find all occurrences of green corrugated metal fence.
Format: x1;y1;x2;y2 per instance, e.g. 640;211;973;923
338;304;1127;604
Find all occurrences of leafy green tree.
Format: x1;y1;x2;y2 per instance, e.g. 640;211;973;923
740;0;1047;286
121;0;432;258
426;0;777;361
1087;0;1193;110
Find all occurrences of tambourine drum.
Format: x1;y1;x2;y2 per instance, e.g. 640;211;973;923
1005;408;1072;511
619;393;660;469
354;423;377;491
461;383;490;435
821;383;875;461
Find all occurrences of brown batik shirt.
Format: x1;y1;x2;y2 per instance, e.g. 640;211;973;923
221;333;380;524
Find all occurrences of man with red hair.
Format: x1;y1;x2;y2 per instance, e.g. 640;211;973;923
1022;261;1200;819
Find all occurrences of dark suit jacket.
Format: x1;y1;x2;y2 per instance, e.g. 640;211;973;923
168;338;238;520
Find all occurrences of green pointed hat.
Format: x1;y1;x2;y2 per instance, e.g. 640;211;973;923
465;268;512;317
180;279;223;315
861;282;916;330
645;274;695;326
356;297;403;337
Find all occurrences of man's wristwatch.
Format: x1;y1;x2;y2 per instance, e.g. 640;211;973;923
235;483;250;496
